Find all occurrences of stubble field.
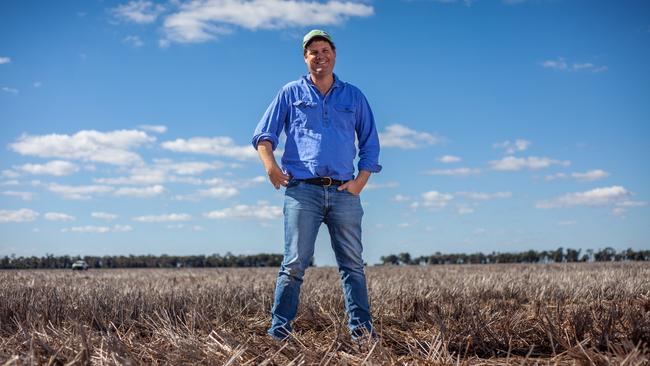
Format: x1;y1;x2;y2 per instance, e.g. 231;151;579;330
1;262;649;365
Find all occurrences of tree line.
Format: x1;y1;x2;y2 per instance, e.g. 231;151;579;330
1;247;647;269
379;247;650;265
0;253;287;270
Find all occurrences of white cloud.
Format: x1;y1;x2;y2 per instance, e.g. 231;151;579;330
197;186;239;199
137;124;167;133
1;191;36;201
61;225;132;233
154;159;225;175
456;205;474;215
438;155;461;163
123;35;144;47
489;156;570;171
9;129;155;166
421;191;454;208
456;191;512;200
493;139;531;154
111;0;165;24
204;202;282;220
545;169;609;182
95;160;226;187
1;180;20;186
425;167;481;176
48;183;114;200
91;212;118;221
536;186;630;209
379;124;442;149
558;220;576;226
541;57;568;70
571;169;609;182
161;136;257;160
0;57;11;64
616;200;648;208
113;184;165;198
62;225;110;233
0;208;39;223
392;194;411;202
364;181;399;190
133;213;192;222
13;160;79;176
541;57;607;73
2;87;19;94
161;0;373;44
113;224;133;232
44;212;76;222
33;81;43;88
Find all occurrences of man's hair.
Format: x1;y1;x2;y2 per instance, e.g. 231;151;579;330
303;36;336;56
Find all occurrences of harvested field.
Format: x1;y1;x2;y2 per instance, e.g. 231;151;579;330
1;262;649;365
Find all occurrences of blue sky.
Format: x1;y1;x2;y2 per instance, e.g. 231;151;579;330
1;0;648;266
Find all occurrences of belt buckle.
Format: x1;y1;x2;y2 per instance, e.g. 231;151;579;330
322;177;332;187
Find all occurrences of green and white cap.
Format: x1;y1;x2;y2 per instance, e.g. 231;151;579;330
302;29;333;49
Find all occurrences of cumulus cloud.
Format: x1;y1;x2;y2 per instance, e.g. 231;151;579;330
91;212;118;221
0;56;11;64
123;35;144;47
541;57;607;73
10;160;79;176
113;184;165;198
493;139;530;154
161;136;257;160
1;191;36;201
0;208;39;223
456;205;474;215
545;169;609;182
204;202;282;220
489;156;570;171
137;124;167;133
44;212;76;222
133;213;192;222
536;186;630;209
94;160;225;186
160;0;373;44
2;87;19;94
420;191;454;208
425;168;481;176
48;183;114;200
438;155;461;163
9;130;155;166
392;194;411;202
61;225;133;233
111;0;165;24
364;181;399;190
456;191;512;200
379;124;442;149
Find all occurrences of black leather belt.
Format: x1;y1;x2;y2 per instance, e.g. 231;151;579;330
302;177;346;187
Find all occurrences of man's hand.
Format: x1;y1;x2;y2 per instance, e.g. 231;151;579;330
257;141;290;190
267;165;291;190
337;170;371;196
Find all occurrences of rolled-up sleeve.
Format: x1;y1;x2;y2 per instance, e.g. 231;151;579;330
252;88;288;151
355;93;382;173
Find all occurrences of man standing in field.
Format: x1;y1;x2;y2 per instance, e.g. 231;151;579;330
252;30;382;341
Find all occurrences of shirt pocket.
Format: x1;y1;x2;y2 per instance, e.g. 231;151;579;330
292;100;317;129
333;104;356;130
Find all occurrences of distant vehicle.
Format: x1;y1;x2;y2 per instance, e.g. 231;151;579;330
71;260;89;270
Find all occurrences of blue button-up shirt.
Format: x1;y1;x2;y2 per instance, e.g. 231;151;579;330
252;74;382;181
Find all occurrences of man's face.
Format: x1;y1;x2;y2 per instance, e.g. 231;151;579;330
304;40;336;78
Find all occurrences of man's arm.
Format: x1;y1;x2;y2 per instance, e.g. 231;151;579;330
257;141;290;190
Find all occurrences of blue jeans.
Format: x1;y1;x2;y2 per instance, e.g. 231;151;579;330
268;180;373;339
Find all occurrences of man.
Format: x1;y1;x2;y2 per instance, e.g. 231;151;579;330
252;30;381;340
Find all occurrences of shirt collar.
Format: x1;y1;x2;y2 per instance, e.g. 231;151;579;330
303;73;342;90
